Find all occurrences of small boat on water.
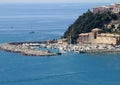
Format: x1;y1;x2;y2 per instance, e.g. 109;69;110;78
57;52;62;55
79;51;85;53
74;50;85;53
29;31;35;34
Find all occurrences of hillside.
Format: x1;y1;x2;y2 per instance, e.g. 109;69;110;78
62;10;120;44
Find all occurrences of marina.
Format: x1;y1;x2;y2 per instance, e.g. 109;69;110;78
1;40;120;56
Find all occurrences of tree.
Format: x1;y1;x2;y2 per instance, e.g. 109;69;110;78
62;10;119;43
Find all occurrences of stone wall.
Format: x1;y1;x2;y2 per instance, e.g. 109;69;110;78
94;36;117;44
78;28;120;45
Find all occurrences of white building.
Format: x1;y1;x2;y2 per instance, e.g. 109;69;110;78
93;3;120;13
113;3;120;13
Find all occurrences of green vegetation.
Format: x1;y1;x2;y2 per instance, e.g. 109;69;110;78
62;10;120;43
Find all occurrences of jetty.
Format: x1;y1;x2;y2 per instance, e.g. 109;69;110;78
0;43;59;56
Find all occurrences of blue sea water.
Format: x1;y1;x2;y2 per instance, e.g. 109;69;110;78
0;3;120;85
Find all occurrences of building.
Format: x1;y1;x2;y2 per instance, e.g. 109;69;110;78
93;3;120;13
93;6;109;13
109;4;115;12
78;33;90;43
113;3;120;13
57;39;68;45
77;28;120;45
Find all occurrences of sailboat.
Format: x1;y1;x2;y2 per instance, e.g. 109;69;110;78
29;25;35;34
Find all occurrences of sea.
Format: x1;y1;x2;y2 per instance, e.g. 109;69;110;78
0;3;120;85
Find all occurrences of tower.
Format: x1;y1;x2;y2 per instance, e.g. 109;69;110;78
89;28;101;43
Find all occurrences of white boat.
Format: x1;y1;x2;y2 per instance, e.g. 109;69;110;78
59;47;67;54
74;49;85;53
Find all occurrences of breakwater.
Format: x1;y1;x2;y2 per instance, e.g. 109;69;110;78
0;43;58;56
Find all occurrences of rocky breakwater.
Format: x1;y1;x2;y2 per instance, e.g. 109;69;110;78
0;43;57;56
